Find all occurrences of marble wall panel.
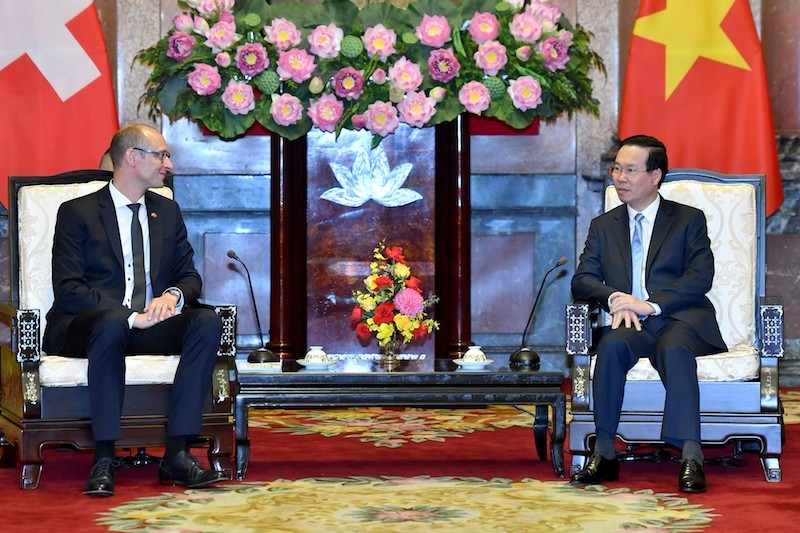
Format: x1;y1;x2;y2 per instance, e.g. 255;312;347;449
765;234;800;338
471;174;576;351
204;232;271;347
763;1;800;131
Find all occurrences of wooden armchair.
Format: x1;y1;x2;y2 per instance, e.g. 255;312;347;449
567;169;784;482
0;170;238;489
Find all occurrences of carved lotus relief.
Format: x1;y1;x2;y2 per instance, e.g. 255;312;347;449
321;144;422;208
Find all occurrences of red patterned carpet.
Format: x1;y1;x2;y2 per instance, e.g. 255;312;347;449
1;391;798;531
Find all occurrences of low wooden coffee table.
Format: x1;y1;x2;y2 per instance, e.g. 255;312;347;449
234;358;566;480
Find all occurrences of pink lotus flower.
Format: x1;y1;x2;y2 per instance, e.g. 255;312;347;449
215;52;231;67
388;56;423;93
516;45;532;62
415;14;451;48
221;79;255;115
308;23;343;59
363;24;397;59
307;94;343;132
474;40;508;76
510;10;543;44
468;12;499;44
364;101;400;137
276;48;316;84
372;68;387;85
270;93;304;126
173;13;193;32
195;0;234;17
167;32;196;62
507;76;543;111
193;15;210;35
427;48;460;83
394;288;424;316
332;67;364;100
458;81;491;115
205;20;237;52
264;17;302;51
187;63;221;95
528;1;562;31
539;36;570;72
235;42;268;77
397;91;437;128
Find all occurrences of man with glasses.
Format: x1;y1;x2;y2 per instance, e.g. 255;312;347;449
570;135;726;493
43;124;226;496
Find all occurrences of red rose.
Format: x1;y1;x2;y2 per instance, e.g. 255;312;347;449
385;245;407;264
355;322;372;340
405;275;422;294
350;306;363;324
412;324;428;340
372;302;396;325
374;276;393;289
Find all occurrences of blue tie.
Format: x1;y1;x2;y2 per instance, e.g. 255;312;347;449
631;213;645;301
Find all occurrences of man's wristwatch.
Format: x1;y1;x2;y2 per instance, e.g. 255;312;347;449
164;288;181;300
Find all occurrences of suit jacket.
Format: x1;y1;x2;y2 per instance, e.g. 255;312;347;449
571;197;726;352
43;184;202;354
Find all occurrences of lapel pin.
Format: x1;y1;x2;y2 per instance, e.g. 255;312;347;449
150;212;158;219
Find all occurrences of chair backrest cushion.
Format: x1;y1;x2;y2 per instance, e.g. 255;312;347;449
18;181;173;337
605;179;756;350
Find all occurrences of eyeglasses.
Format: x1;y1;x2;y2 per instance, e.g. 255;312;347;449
608;165;651;178
133;147;171;163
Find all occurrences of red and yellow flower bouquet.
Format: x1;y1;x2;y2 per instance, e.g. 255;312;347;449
351;241;439;353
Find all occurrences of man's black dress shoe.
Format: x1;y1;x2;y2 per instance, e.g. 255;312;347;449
570;453;620;485
159;451;226;488
678;459;706;493
82;457;116;497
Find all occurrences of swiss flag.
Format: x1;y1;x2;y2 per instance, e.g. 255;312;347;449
619;0;783;216
0;1;118;208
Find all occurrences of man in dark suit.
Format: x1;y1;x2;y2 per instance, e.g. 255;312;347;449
44;124;226;496
570;135;726;493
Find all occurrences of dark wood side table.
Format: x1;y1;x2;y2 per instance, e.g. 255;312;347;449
234;358;566;480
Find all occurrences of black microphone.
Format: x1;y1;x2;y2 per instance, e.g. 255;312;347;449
227;250;278;363
510;256;568;368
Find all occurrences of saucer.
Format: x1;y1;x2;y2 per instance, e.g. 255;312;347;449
453;358;493;370
296;359;335;370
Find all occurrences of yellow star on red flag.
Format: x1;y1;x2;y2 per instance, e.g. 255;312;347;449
633;0;750;99
619;0;784;216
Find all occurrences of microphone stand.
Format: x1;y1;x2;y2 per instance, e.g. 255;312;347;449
510;257;567;369
227;250;278;363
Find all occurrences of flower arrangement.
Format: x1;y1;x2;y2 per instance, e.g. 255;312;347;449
350;241;439;353
136;0;605;144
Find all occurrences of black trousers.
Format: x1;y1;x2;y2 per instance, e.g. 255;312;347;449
592;315;716;445
59;307;222;442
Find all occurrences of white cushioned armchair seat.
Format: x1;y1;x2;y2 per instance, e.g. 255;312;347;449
596;179;760;382
19;180;178;387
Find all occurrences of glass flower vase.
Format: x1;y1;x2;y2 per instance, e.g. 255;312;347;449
380;339;402;371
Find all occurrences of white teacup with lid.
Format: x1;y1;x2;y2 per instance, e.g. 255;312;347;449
462;345;487;362
304;346;329;362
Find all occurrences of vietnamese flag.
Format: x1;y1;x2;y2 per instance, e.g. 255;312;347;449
0;0;118;208
619;0;783;216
